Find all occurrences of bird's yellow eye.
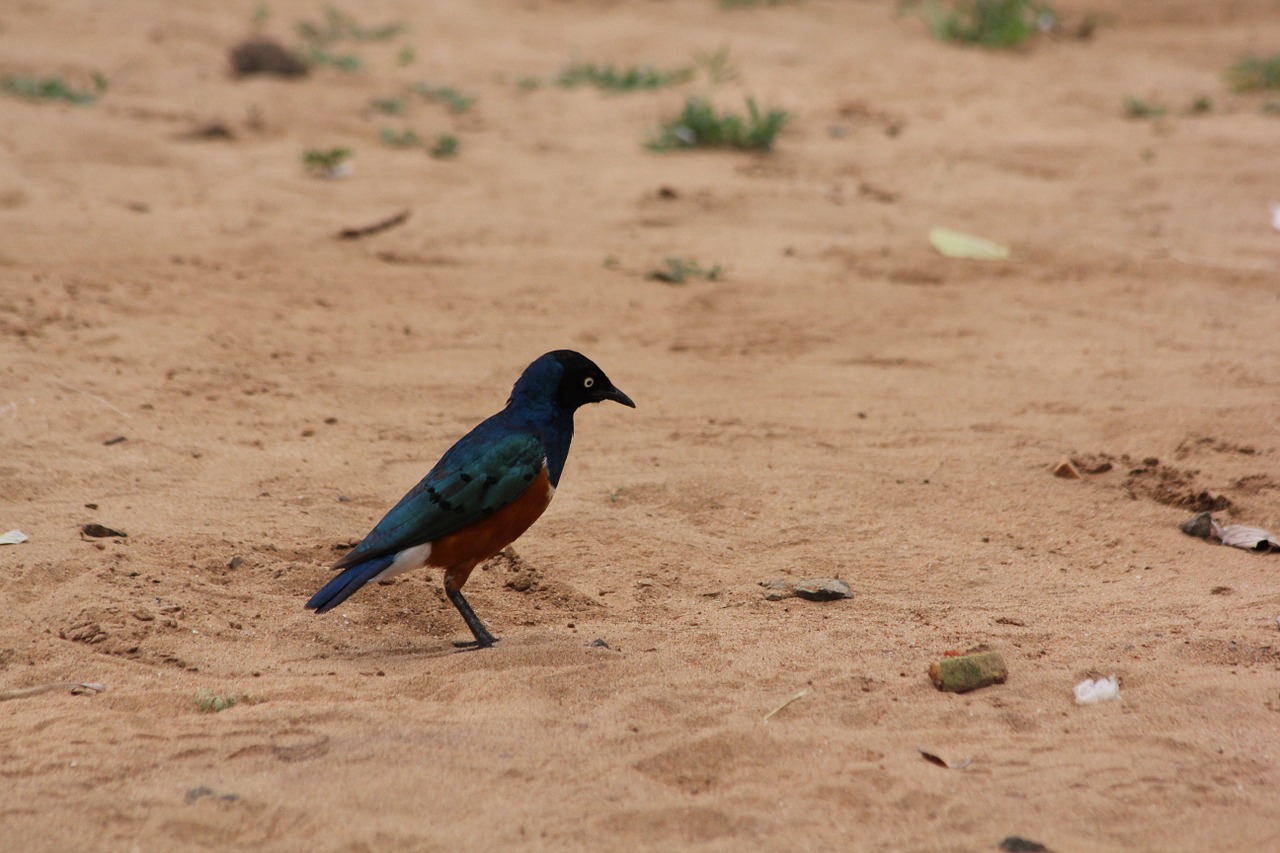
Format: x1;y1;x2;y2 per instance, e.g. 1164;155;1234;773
583;377;595;388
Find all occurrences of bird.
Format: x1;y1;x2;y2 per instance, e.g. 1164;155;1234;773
306;350;635;648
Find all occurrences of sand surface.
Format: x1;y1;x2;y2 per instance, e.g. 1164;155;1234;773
3;1;1280;850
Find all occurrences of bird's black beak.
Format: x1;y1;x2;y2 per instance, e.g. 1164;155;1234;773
603;385;636;408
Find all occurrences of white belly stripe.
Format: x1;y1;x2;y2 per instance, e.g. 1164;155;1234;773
370;542;433;582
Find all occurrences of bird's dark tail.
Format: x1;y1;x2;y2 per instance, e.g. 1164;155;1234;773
306;555;396;614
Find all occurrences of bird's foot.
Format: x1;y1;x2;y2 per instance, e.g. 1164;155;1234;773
452;634;499;651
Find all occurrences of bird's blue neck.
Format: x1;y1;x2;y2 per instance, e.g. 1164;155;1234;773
503;354;577;486
505;402;574;486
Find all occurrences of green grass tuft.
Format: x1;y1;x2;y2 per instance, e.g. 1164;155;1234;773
371;96;404;114
376;129;458;158
1;73;106;105
1227;54;1280;92
303;147;353;176
378;127;423;148
648;96;788;152
411;82;475;113
645;257;725;283
429;134;459;158
555;60;694;93
297;6;405;45
295;6;405;72
1123;97;1166;120
304;46;362;72
914;0;1054;49
693;46;739;85
1185;95;1212;115
195;690;239;713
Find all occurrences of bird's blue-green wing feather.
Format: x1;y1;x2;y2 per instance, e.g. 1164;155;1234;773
333;431;545;569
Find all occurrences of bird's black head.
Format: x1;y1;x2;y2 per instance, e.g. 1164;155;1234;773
549;350;636;411
508;350;636;414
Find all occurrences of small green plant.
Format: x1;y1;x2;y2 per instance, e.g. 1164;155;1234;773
1262;100;1280;115
645;257;725;283
371;96;404;115
1;73;106;105
376;129;458;158
411;82;475;113
693;45;739;84
378;127;423;148
648;96;788;152
1185;95;1212;115
303;146;353;176
297;6;405;45
195;690;239;713
251;3;271;27
1123;96;1166;119
429;133;459;158
555;60;694;93
1227;54;1280;92
397;45;417;66
304;46;362;72
913;0;1055;49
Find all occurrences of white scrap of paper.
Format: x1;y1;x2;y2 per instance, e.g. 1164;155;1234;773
1271;203;1280;232
1219;524;1280;553
1;529;29;545
1074;675;1120;705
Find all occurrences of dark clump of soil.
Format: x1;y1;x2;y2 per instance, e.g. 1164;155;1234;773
1122;458;1231;512
230;38;309;78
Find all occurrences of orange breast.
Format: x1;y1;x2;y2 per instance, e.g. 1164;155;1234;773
430;465;554;592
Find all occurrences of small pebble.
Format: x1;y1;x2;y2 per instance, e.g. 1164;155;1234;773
1051;457;1081;479
82;523;127;538
1000;838;1050;853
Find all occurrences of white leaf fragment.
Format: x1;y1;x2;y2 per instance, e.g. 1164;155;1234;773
1074;675;1120;705
0;529;29;546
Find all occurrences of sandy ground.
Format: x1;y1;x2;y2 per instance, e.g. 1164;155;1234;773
3;1;1280;850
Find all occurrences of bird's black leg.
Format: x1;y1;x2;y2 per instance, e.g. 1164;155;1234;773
446;587;497;649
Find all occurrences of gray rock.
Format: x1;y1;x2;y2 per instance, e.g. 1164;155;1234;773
792;578;853;601
760;577;852;602
1179;511;1215;539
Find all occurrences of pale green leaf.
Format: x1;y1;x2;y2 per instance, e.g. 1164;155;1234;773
929;226;1012;261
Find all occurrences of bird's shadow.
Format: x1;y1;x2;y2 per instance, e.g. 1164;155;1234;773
451;638;499;653
288;636;496;663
